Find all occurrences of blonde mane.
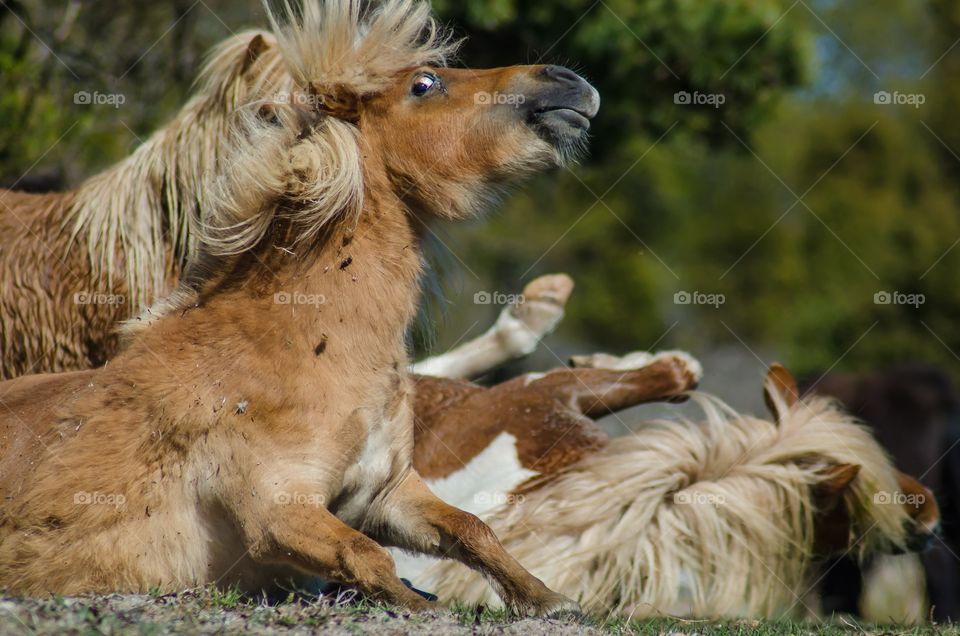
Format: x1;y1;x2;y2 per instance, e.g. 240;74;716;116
67;0;457;308
415;391;910;618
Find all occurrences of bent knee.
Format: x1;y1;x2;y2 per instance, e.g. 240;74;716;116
445;509;502;551
339;534;397;579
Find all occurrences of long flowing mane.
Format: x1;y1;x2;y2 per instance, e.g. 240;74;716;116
66;0;457;308
415;390;911;618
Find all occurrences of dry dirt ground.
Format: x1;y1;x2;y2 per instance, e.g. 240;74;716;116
0;588;957;636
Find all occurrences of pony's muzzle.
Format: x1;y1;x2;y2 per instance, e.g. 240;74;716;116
520;65;600;148
899;518;939;554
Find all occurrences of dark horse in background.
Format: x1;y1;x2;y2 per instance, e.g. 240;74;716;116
803;365;960;621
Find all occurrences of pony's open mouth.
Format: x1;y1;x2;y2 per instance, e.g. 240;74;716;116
534;107;592;132
529;106;594;149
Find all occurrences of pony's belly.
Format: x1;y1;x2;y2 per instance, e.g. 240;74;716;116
92;502;289;593
0;506;215;595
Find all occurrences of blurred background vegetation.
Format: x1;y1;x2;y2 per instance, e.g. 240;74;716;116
2;0;960;399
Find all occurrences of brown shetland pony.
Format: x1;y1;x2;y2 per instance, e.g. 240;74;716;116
406;359;939;617
0;0;583;380
0;0;600;614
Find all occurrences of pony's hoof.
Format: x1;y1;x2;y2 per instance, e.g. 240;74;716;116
402;595;437;613
530;593;581;618
519;273;575;309
511;274;575;334
649;350;703;389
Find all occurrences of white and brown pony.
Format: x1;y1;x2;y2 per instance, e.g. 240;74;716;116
0;0;601;615
406;359;939;618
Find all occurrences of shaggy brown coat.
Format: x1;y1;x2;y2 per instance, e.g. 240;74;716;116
0;0;599;613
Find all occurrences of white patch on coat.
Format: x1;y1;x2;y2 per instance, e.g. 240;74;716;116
491;308;547;358
392;432;538;582
599;350;703;383
608;351;654;370
523;372;547;386
335;406;408;528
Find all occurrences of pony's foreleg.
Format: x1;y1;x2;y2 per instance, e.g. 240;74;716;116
410;274;573;379
238;495;432;610
522;352;701;418
372;470;578;617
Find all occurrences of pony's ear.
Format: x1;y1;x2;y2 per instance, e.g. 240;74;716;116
896;470;940;531
240;34;269;75
256;102;323;140
254;100;323;144
308;82;362;125
256;103;282;127
817;463;861;502
764;362;800;422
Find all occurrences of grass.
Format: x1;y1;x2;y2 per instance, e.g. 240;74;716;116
207;585;243;610
0;588;957;635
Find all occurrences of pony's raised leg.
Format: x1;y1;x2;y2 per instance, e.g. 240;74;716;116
516;352;701;418
239;496;433;610
410;274;574;379
372;470;578;617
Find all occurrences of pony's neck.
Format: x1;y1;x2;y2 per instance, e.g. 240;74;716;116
192;185;423;367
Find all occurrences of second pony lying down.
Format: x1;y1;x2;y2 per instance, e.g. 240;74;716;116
0;0;600;614
406;359;938;618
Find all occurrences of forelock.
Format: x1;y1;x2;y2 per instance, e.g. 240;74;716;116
265;0;460;96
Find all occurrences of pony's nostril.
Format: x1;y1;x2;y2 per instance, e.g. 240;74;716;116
541;65;583;85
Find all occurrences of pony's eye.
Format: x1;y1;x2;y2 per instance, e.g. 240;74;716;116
411;74;438;97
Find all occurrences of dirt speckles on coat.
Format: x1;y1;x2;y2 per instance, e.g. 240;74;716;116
315;336;329;356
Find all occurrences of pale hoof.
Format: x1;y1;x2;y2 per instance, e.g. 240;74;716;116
535;592;581;618
510;274;575;336
519;273;575;308
649;350;703;387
